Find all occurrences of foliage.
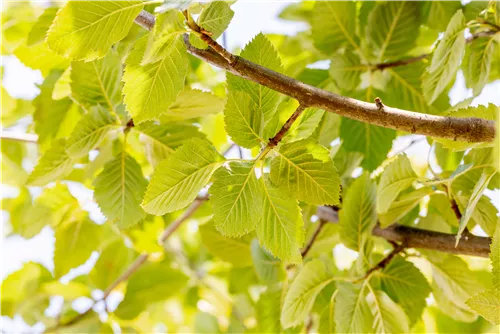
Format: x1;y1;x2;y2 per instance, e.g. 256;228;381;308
1;1;500;333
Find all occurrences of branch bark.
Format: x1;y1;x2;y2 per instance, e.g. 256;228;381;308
316;206;491;258
134;10;496;143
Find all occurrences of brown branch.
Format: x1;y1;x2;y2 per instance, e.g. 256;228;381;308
374;54;428;71
355;240;407;283
301;219;328;258
133;11;495;143
315;206;491;258
268;104;306;147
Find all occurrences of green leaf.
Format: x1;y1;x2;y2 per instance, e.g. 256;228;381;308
94;152;148;229
429;255;486;322
27;138;74;186
159;88;225;122
281;259;334;328
115;262;188;320
52;67;72;100
47;1;144;61
70;50;122;110
27;7;58;46
311;2;358;54
14;41;70;77
378;256;430;325
89;239;135;290
423;10;466;103
224;91;264;149
251;240;286;285
366;289;410;334
257;288;283;333
366;1;420;61
142;10;187;64
466;289;500;325
329;50;365;92
270;139;340;206
210;161;261;237
190;1;234;49
379;187;434;227
335;282;373;334
227;33;283;131
123;34;188;123
54;218;102;277
135;121;205;167
492;224;500;289
377;155;417;214
42;281;91;299
199;221;253;267
464;36;496;95
456;167;496;243
423;1;463;31
257;177;304;264
340;118;396;171
339;172;377;251
142;138;225;215
66;106;118;158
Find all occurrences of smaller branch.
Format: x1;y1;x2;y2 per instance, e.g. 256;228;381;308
374;54;428;71
466;30;498;43
301;219;327;258
268;104;306;147
355;240;407;283
1;131;38;143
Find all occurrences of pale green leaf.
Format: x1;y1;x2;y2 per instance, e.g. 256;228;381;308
366;1;420;61
281;259;334;328
142;10;187;64
210;161;261;237
329;50;365;92
47;1;144;61
251;240;286;284
366;289;410;334
466;289;500;325
456;167;496;243
492;224;500;289
227;33;283;130
42;281;91;299
54;218;102;277
423;1;463;31
224;91;264;148
89;239;135;290
136;121;205;167
339;172;377;251
14;41;70;76
423;10;466;103
70;50;122;110
257;288;283;333
429;255;486;322
335;282;373;334
114;262;188;319
190;1;234;49
378;256;430;325
27;7;58;46
286;107;326;144
200;221;253;267
464;36;496;95
377;155;417;214
257;177;304;264
159;88;225;122
311;2;358;54
66;106;118;158
94;152;147;228
52;67;71;100
270;139;340;206
123;34;188;123
340;118;396;171
142;138;225;215
27;139;74;186
379;187;434;227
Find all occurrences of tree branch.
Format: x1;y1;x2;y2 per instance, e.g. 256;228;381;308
268;104;306;147
301;219;328;258
315;206;491;258
355;241;407;283
133;10;495;143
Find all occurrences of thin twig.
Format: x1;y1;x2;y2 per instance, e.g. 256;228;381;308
354;240;407;283
301;219;327;258
268;104;306;147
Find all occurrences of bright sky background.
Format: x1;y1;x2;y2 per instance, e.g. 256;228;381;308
1;1;500;332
